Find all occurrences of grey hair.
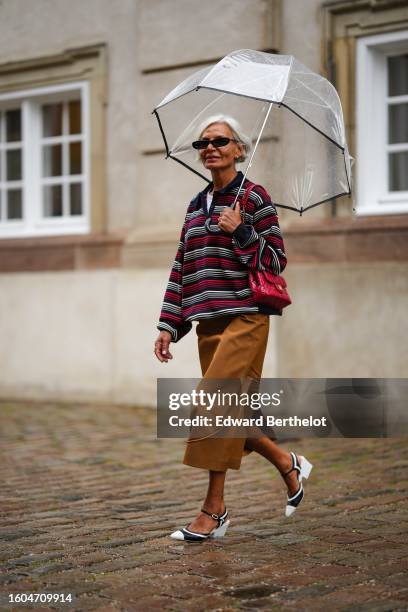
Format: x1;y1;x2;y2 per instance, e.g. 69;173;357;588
195;115;252;163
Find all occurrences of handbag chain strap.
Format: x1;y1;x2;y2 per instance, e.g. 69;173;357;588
236;181;256;222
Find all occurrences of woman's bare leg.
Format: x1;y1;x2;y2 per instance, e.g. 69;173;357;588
244;436;300;495
187;470;226;533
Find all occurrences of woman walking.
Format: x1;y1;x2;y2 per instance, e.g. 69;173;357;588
154;115;313;542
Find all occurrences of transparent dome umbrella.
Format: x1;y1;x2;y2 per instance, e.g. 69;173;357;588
152;49;353;215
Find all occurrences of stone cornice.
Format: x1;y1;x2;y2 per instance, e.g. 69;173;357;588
1;216;407;272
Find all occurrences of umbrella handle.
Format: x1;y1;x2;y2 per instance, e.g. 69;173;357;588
205;183;255;235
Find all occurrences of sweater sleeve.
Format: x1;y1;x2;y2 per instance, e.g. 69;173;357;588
231;185;287;275
157;218;192;343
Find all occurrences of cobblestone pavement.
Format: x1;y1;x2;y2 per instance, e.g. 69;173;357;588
0;401;407;612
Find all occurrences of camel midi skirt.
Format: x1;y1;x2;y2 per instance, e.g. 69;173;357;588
183;312;271;472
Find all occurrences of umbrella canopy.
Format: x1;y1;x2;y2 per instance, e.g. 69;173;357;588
153;49;353;214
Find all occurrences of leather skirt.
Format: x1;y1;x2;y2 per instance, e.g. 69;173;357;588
183;312;273;471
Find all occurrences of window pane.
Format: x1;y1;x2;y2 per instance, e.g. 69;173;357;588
6;109;21;142
389;103;408;144
388;55;408;97
70;183;82;215
69;142;82;174
7;189;22;219
43;184;63;216
389;151;408;191
69;100;81;134
42;103;63;137
6;149;22;180
43;144;62;177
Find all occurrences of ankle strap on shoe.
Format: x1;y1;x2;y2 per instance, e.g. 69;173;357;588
201;507;227;524
282;452;301;477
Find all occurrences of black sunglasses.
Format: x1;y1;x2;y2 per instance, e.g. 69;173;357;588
192;137;238;150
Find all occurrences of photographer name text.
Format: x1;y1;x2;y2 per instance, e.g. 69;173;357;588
168;415;327;427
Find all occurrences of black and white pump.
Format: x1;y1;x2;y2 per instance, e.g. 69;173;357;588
283;451;313;517
170;508;230;542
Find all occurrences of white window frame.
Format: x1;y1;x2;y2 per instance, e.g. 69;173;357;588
0;81;90;238
356;29;408;216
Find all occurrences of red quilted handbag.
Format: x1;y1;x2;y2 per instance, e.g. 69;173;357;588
239;182;292;310
248;269;291;309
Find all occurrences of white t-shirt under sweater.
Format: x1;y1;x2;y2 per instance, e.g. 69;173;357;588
206;190;214;213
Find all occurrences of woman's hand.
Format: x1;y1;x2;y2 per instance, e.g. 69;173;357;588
154;331;173;363
218;201;242;233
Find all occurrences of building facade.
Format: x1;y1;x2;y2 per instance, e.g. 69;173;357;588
0;0;407;406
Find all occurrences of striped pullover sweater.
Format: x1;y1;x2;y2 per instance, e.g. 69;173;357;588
157;171;287;342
